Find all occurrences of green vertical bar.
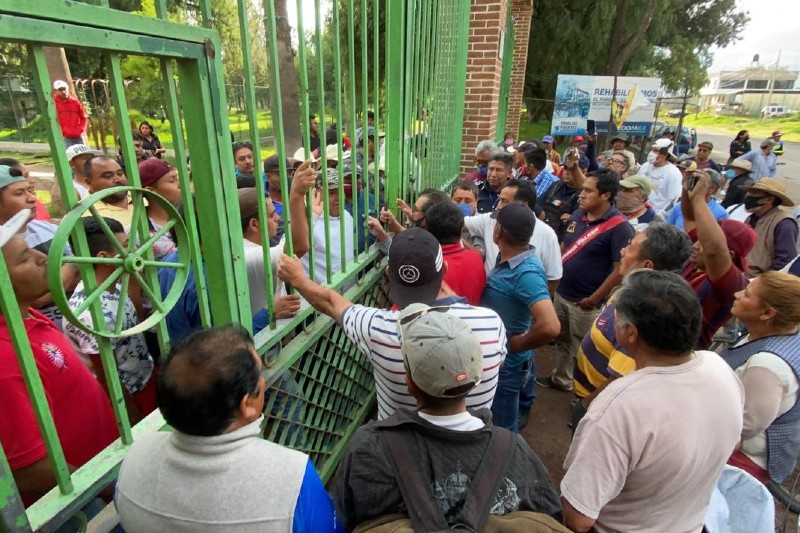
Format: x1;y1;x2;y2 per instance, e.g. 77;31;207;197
199;0;212;27
331;0;347;274
241;0;276;325
401;0;416;202
372;0;380;211
294;0;316;284
159;60;212;331
0;438;30;532
312;0;332;283
347;0;360;253
450;0;471;184
360;0;369;234
177;53;251;328
409;0;424;189
384;0;405;216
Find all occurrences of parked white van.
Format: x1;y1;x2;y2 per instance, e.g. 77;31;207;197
761;105;792;118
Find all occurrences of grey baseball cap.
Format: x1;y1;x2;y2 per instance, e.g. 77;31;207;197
398;303;482;398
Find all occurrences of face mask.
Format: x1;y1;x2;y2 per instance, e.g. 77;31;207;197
724;169;736;180
597;162;604;169
744;196;766;211
647;152;657;164
615;193;644;214
455;203;474;217
478;165;488;177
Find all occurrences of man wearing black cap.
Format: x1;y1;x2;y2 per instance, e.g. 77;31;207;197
481;204;560;431
278;227;508;420
263;154;294;245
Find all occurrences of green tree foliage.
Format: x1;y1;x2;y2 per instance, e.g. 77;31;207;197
524;0;749;121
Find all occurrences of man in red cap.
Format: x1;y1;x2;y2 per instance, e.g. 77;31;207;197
772;130;785;157
136;158;182;259
680;172;756;348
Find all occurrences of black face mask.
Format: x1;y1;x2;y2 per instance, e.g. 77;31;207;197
744;196;767;211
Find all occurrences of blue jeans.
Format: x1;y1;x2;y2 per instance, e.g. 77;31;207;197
491;358;533;432
518;360;536;413
63;137;84;148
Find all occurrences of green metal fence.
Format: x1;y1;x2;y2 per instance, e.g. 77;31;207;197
0;0;470;530
495;8;515;144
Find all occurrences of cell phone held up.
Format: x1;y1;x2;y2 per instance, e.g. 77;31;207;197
686;171;700;192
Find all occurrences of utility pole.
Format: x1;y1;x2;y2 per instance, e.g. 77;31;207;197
765;50;781;107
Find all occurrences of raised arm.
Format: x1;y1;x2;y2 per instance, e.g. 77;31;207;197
688;172;732;281
278;254;353;324
287;159;316;258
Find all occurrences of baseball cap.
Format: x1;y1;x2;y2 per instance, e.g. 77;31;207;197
653;138;674;150
53;80;68;90
387;228;444;308
237;187;261;221
761;138;777;149
317;167;340;188
138;158;172;187
263;155;291;173
66;144;103;162
619;175;652;196
342;162;362;178
678;158;697;172
496;203;535;244
573;135;584;142
0;209;31;248
719;219;757;273
398;303;483;398
0;165;25;190
772;130;783;137
324;144;351;162
542;135;554;144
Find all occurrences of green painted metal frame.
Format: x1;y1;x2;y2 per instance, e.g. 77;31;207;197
0;0;473;529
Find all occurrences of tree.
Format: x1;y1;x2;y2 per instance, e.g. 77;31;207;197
273;0;302;152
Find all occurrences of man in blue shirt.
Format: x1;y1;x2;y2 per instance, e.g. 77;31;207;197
527;148;559;199
480;204;560;431
666;169;728;230
736;139;777;179
477;152;512;213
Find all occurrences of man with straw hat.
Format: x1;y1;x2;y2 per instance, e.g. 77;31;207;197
742;178;798;276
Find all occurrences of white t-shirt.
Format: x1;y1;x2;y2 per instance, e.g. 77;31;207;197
341;303;507;420
301;212;355;282
463;212;562;280
417;411;485;431
639;161;682;215
561;350;744;533
243;238;285;315
733;340;800;469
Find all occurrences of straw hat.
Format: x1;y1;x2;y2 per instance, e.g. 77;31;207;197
741;178;795;207
725;159;751;173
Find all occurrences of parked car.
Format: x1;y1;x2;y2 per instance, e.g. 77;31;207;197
761;105;793;119
653;125;698;155
667;109;690;118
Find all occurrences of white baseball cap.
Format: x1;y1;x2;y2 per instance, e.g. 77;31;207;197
53;80;68;90
0;209;31;248
653;138;674;150
66;144;103;162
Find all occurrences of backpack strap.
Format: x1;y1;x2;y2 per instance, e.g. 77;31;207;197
456;428;514;531
381;428;450;532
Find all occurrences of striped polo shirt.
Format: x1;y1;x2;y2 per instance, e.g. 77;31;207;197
573;294;630;398
342;302;507;420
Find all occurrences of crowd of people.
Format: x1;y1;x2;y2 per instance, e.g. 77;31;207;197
2;80;800;532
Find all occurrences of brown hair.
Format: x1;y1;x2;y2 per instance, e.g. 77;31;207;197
758;271;800;329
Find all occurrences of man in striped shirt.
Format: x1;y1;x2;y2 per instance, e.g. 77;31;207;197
278;228;507;420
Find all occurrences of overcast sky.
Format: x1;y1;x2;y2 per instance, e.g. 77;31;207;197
709;0;798;72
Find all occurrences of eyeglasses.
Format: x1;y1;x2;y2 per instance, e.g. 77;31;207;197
399;305;450;326
609;158;627;165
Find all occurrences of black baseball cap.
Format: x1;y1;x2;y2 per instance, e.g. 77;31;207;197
497;203;535;244
388;228;444;308
263;155;291;173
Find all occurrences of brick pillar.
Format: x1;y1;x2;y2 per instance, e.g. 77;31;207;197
460;0;508;176
507;0;533;142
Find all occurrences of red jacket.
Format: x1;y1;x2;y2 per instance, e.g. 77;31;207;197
53;94;87;138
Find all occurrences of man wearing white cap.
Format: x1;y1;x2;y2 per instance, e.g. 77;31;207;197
637;138;682;215
330;303;562;531
66;144;102;200
52;80;87;148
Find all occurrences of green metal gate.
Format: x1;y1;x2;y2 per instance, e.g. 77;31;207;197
0;0;471;530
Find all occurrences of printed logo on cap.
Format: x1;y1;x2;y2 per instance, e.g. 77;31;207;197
398;265;420;283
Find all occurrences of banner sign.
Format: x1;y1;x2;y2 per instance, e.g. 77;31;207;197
552;75;661;136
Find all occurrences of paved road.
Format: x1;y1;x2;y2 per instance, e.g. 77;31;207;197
693;128;799;203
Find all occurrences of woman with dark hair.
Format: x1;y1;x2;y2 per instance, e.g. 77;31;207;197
724;270;800;485
728;129;751;163
139;121;166;158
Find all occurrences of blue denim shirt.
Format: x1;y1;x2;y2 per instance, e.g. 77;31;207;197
481;247;550;368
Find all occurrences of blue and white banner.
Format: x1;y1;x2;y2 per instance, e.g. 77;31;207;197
552;75;661;136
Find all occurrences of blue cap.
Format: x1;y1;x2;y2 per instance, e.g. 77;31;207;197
542;135;554;143
0;165;25;190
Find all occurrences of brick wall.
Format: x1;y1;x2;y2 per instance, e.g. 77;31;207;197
507;0;534;142
460;0;508;175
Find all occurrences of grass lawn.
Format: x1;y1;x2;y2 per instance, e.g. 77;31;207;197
0;150;54;168
678;112;800;142
518;117;552;143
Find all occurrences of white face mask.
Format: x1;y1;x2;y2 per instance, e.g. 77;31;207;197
647;151;657;164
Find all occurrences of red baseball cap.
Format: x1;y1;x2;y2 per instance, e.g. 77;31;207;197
573;135;584;142
772;130;783;137
138;158;172;188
